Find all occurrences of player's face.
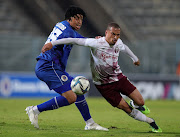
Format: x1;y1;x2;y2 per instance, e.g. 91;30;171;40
69;14;83;31
105;27;120;45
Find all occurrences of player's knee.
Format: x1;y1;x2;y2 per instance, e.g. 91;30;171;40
62;91;77;104
117;99;132;113
66;95;77;104
136;99;144;106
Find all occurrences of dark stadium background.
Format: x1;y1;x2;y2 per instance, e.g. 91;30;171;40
0;0;179;99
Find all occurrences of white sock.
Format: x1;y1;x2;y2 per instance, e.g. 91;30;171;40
129;109;154;124
33;106;40;115
85;118;95;126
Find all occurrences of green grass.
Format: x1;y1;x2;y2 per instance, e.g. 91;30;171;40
0;98;180;137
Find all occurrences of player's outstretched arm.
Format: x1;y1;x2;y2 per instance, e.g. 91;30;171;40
41;38;87;53
122;44;139;65
51;38;86;46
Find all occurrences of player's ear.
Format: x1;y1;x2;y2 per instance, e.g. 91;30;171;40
105;30;108;36
68;17;72;21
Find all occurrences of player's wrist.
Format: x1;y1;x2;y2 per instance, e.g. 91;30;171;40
51;41;56;46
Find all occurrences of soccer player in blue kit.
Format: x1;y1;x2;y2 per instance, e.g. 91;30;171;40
25;6;108;131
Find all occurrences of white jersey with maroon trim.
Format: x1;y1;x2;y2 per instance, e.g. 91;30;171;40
51;37;138;85
84;37;137;85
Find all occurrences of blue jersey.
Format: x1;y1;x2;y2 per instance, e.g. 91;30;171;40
36;21;83;71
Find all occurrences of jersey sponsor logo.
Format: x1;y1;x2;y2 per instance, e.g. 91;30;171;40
61;75;68;82
56;23;66;30
97;51;118;62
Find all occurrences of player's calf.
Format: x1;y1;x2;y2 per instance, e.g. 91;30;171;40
129;100;150;115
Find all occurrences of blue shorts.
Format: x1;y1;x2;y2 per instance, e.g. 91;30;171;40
35;59;74;94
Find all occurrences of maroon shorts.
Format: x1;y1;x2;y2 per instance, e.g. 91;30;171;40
95;74;136;107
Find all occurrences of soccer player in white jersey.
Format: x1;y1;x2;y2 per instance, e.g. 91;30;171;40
42;22;162;133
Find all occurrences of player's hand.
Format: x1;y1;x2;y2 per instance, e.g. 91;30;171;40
41;43;53;53
95;36;102;39
134;60;140;66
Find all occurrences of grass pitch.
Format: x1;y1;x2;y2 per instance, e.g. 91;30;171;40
0;98;180;137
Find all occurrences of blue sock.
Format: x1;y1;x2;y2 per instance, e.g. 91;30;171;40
75;95;91;121
37;96;70;112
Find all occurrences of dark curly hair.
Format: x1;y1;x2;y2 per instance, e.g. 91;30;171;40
65;6;86;20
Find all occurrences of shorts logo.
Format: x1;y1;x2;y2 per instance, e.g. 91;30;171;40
61;75;68;82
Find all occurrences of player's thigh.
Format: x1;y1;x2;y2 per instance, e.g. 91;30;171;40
128;88;144;106
118;76;136;96
117;76;144;106
95;84;122;107
35;60;74;92
38;69;72;89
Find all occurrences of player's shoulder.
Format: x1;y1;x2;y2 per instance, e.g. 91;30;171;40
93;37;106;43
116;38;126;50
56;21;67;31
116;38;124;47
117;38;123;44
56;21;74;32
97;37;108;45
87;37;107;45
56;21;77;38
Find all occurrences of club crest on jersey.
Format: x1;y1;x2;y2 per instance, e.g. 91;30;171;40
115;47;119;53
61;75;68;82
